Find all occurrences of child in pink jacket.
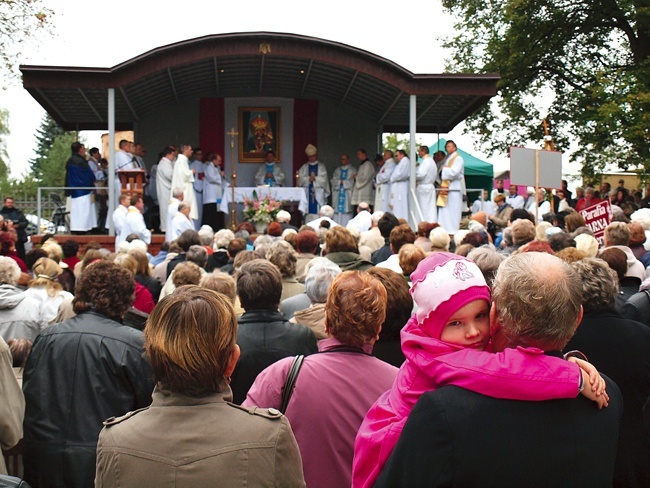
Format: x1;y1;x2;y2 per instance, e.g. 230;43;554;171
352;252;606;488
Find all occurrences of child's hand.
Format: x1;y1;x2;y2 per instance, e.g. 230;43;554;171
569;356;609;409
568;356;605;395
579;369;609;408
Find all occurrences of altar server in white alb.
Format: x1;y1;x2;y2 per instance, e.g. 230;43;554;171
117;195;151;245
171;144;198;221
255;150;285;187
375;151;395;212
389;149;410;220
330;153;357;226
437;140;465;234
415;145;437;223
298;144;330;221
351;149;375;213
189;148;205;229
156;146;175;233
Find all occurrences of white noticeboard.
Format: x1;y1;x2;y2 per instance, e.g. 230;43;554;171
509;147;563;189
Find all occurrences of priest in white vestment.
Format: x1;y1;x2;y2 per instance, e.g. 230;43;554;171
375;151;395;212
437;140;465;234
114;139;136;204
298;144;330;221
171;144;198;221
254;150;285;187
306;205;339;230
415;146;437;223
351;149;376;211
347;204;372;233
189;149;205;229
117;195;151;245
156;147;175;232
389;150;410;220
165;189;184;243
111;194;130;236
202;153;225;230
170;202;195;240
330;154;357;226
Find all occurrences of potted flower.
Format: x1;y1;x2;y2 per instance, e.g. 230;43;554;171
242;191;283;233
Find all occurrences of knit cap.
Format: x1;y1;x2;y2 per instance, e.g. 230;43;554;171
410;252;491;339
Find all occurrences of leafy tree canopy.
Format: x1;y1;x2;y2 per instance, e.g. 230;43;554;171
0;108;8;179
443;0;650;182
0;0;53;86
382;133;424;158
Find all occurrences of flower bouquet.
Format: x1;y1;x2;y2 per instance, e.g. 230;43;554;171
242;191;283;224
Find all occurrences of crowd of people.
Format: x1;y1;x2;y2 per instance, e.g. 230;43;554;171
2;157;650;486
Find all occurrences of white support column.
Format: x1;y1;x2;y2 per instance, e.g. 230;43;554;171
408;94;417;228
107;88;116;235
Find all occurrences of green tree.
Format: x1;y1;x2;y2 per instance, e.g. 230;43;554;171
29;114;65;176
0;107;8;179
39;131;78;189
382;133;423;157
0;0;53;85
442;0;650;179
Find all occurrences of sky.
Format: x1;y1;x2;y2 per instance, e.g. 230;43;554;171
3;0;513;179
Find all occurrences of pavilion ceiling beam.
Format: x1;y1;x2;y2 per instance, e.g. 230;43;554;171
213;57;220;95
259;55;265;94
339;71;358;106
119;87;139;121
378;91;403;124
78;88;103;122
417;95;441;122
35;88;67;123
167;68;179;103
300;59;313;96
446;96;481;131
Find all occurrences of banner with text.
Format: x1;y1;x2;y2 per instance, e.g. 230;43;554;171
579;200;612;245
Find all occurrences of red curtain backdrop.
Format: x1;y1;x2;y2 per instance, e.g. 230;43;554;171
199;98;224;157
292;99;319;181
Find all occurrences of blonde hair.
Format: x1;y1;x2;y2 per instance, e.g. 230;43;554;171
29;257;63;297
398;244;426;276
199;271;236;304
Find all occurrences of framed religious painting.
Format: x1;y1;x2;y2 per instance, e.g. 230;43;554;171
238;107;281;163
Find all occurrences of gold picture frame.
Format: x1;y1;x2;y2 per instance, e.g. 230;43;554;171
238;107;281;163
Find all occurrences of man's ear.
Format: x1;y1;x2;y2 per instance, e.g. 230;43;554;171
574;305;584;331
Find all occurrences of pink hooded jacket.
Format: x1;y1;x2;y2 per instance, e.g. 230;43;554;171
352;253;582;488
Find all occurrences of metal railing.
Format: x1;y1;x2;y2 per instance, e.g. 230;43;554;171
409;187;485;226
37;186;96;235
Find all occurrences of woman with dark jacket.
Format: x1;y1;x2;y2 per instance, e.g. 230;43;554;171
324;226;373;271
22;261;155;488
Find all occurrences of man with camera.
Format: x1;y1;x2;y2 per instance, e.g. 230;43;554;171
0;197;28;260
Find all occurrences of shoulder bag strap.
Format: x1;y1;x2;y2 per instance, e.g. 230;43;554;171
280;355;305;414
